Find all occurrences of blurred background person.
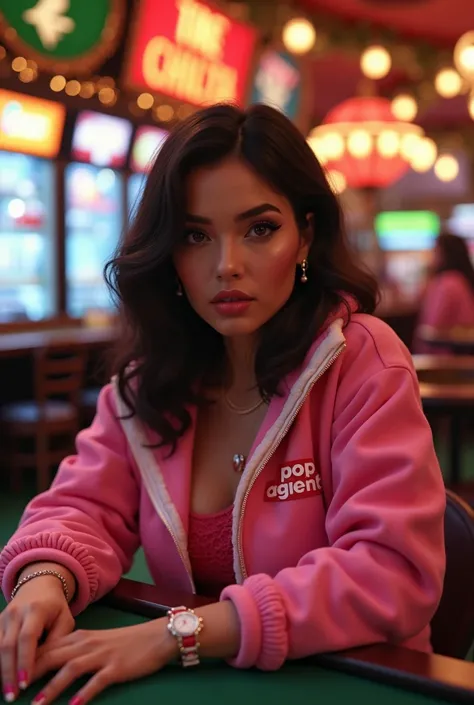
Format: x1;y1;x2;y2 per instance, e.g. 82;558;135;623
415;232;474;351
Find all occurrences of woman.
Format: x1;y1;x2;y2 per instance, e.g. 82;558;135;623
0;104;445;705
415;231;474;351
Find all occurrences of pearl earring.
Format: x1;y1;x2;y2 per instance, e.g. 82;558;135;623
300;259;308;284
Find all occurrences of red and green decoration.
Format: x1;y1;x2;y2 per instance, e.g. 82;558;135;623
0;0;125;75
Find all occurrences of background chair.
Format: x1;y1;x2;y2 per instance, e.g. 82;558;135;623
430;490;474;659
1;345;86;493
80;386;101;428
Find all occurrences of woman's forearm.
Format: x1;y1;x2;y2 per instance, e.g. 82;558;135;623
156;600;241;662
17;561;77;602
194;600;240;659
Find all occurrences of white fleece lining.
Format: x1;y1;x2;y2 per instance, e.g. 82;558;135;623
113;387;194;586
113;319;346;587
232;319;346;582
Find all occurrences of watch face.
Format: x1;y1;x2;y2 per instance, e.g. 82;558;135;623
173;612;200;637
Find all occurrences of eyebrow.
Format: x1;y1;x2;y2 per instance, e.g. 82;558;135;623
185;203;282;225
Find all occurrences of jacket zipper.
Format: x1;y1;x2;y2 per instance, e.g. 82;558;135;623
126;338;345;594
236;341;346;581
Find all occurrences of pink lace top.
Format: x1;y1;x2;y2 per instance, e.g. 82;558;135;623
188;505;235;597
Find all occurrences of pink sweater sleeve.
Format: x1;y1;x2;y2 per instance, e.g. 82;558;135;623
221;365;445;670
0;385;140;615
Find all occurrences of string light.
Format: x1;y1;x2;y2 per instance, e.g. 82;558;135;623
434;154;459;182
11;56;27;72
19;67;35;83
98;87;117;105
65;79;81;96
410;137;438;173
347;130;372;158
0;46;6;61
282;18;316;55
391;94;418;122
360;46;391;80
79;81;95;99
154;104;174;122
376;130;400;158
435;68;463;98
137;92;154;110
454;31;474;82
320;132;345;160
50;75;66;92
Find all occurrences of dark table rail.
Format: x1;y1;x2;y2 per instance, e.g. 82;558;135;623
101;578;474;704
0;327;116;358
418;326;474;355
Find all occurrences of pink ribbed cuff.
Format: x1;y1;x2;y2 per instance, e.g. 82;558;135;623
222;575;288;671
0;533;99;615
220;584;262;668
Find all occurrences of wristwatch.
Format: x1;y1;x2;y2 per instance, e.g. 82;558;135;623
167;606;204;667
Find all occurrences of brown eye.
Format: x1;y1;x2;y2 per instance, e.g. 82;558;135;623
185;230;208;244
248;221;281;239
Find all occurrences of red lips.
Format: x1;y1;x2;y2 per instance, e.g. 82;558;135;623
211;289;254;303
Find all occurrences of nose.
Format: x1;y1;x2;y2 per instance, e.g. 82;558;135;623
215;238;244;281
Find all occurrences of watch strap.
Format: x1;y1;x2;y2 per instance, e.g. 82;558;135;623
168;606;202;668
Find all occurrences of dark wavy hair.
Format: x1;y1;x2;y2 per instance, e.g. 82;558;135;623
435;231;474;292
105;103;378;452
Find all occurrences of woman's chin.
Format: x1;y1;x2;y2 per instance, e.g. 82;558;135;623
209;316;262;338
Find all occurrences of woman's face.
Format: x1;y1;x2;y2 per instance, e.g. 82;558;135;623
173;157;311;339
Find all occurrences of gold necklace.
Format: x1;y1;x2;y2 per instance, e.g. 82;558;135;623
223;392;264;415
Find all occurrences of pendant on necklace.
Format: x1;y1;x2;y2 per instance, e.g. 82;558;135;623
232;454;246;473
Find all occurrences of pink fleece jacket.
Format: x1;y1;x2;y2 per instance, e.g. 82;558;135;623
0;310;446;671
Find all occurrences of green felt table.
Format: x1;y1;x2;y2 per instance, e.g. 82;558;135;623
2;580;474;705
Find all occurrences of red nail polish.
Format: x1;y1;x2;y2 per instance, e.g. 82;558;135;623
3;684;16;703
32;693;46;704
17;670;28;689
69;696;83;705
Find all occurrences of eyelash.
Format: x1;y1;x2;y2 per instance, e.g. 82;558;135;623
184;220;281;245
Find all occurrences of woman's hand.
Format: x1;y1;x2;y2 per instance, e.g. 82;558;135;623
0;576;75;702
30;619;178;705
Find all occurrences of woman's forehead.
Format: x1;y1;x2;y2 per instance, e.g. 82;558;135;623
185;157;290;216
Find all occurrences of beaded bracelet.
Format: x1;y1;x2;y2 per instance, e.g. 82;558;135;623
11;569;70;602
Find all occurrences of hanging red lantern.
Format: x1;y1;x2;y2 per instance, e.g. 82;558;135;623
308;96;424;189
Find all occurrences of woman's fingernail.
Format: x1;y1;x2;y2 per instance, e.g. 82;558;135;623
69;697;83;705
3;685;16;703
17;671;28;689
31;693;46;704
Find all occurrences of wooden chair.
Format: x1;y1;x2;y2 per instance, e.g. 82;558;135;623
0;345;86;493
80;386;101;428
430;490;474;659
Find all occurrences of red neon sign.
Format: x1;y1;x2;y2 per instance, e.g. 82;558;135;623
124;0;257;106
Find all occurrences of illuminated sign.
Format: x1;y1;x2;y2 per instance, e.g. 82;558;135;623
124;0;257;106
375;211;440;251
130;126;169;173
251;50;301;119
0;90;65;158
71;111;133;168
0;0;125;75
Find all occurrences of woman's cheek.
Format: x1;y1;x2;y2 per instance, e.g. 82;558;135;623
260;245;300;288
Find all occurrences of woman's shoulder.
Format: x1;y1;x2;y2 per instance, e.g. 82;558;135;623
431;270;470;293
340;313;414;375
